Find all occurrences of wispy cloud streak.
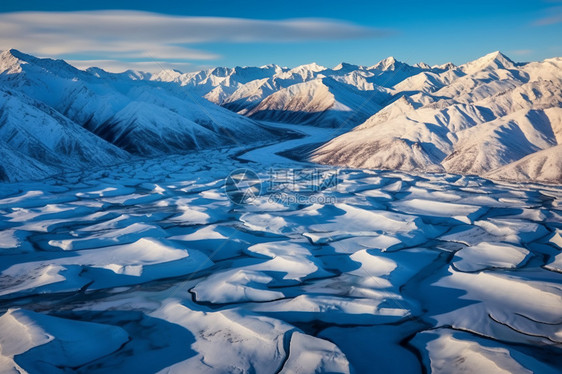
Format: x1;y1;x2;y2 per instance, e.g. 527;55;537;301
0;10;389;69
534;5;562;25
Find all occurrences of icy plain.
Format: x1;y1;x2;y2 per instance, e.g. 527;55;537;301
0;124;561;374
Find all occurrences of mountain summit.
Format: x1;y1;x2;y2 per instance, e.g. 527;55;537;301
461;51;515;73
370;56;400;71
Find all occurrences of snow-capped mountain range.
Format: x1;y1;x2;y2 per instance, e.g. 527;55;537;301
0;49;280;182
1;49;562;373
1;49;561;183
310;52;562;183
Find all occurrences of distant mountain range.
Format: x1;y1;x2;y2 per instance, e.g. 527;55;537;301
0;49;560;183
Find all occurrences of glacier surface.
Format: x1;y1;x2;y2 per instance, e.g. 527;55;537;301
0;123;561;373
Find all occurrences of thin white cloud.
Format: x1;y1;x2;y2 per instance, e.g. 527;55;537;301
0;10;388;72
534;5;562;25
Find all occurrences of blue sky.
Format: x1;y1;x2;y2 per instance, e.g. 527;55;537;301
1;0;561;72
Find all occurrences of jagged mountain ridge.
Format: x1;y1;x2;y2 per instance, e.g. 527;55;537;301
0;49;281;182
150;56;447;127
311;52;562;183
1;49;561;183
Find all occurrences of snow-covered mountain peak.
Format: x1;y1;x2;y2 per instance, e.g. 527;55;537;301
332;62;360;72
1;48;31;61
0;49;29;74
210;66;235;78
522;57;562;83
544;57;562;64
414;62;431;69
355;95;416;130
370;56;400;71
286;62;327;76
86;67;152;81
256;64;286;75
432;62;457;70
1;48;86;80
259;63;280;69
274;62;327;81
489;50;512;60
461;51;515;74
150;69;184;82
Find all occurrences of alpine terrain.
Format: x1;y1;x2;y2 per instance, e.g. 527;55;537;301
0;49;561;374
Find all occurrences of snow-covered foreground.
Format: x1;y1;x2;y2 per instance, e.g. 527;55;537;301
0;125;561;373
